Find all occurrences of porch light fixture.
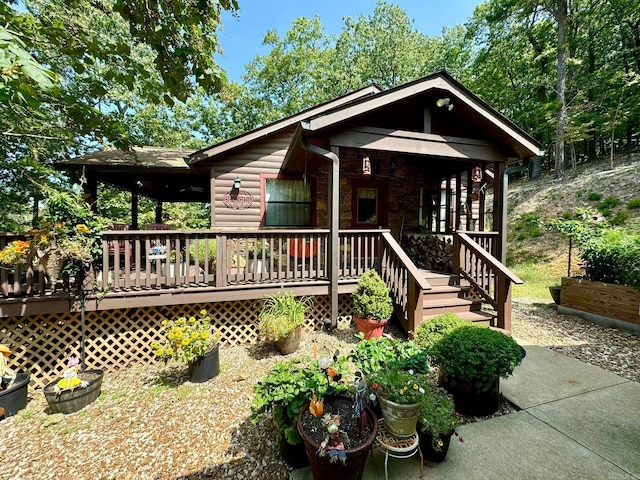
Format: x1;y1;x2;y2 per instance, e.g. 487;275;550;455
233;176;242;190
436;97;454;111
362;156;372;176
471;165;483;183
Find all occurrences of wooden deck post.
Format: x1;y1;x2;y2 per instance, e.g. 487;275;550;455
216;233;227;287
495;274;513;333
493;161;507;264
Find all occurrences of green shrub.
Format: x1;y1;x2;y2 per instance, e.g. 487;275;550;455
587;192;602;201
627;198;640;209
580;229;640;289
513;212;543;240
600;208;612;217
610;211;630;226
428;327;523;384
352;269;393;321
597;196;620;212
413;313;478;351
349;336;428;375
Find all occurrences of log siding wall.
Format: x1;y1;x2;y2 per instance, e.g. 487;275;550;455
210;130;295;228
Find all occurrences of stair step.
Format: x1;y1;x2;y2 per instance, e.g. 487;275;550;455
422;270;458;287
422;297;482;315
424;285;470;300
422;310;495;325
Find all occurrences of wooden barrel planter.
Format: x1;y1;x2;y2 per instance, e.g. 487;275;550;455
44;369;103;415
0;371;30;418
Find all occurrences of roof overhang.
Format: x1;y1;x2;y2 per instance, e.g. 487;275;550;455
57;147;208;202
188;84;381;168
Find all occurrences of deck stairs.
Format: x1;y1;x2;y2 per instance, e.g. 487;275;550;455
419;270;495;327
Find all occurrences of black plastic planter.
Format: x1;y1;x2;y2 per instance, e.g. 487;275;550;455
0;371;30;417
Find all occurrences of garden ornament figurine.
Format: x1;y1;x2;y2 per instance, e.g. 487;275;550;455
0;344;16;390
353;372;368;433
54;356;89;394
318;414;349;465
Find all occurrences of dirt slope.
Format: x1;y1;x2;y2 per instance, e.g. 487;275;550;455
506;152;640;274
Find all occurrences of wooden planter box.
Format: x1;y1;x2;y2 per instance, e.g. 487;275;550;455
560;277;640;326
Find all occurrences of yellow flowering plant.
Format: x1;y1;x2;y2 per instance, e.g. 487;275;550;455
152;310;220;365
0;240;32;267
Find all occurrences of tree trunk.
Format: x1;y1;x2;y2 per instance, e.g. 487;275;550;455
554;0;568;180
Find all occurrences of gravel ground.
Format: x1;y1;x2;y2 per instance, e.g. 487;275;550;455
1;303;638;480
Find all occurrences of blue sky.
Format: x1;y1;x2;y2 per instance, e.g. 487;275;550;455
216;0;482;82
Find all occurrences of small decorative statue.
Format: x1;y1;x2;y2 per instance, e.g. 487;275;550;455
54;357;89;394
318;414;350;465
353;372;368;433
0;344;16;391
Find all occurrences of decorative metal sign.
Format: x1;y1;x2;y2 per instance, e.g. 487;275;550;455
223;190;254;209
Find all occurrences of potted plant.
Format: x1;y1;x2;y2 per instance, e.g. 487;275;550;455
252;355;353;469
0;344;30;418
368;366;430;437
290;352;377;480
247;239;267;274
43;356;103;415
428;326;523;416
417;384;461;463
188;239;216;273
258;290;312;355
351;269;393;339
152;309;221;383
162;249;186;277
413;312;482;351
297;395;378;480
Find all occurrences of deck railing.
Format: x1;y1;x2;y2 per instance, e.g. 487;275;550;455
1;229;388;299
379;231;431;331
453;232;522;331
0;233;47;297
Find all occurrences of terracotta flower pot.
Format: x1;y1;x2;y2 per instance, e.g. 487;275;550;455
274;325;302;355
353;314;388;340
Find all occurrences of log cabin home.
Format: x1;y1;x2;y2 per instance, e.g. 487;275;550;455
0;71;542;386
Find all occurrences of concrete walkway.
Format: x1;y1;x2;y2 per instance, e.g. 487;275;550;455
292;342;640;480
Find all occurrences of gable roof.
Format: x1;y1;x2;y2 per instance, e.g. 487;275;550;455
190;71;543;166
302;70;542;158
189;84;381;165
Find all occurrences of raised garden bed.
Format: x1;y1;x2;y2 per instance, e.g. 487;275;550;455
560;277;640;333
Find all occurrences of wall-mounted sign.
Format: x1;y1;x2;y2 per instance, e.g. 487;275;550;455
223;190;254;209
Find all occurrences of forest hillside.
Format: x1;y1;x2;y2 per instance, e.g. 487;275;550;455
506;151;640;300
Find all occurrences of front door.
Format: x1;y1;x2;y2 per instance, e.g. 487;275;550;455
351;179;387;229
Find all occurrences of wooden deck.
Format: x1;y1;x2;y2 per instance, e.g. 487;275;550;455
1;229;519;332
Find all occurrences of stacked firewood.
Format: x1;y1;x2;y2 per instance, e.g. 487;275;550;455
402;233;453;273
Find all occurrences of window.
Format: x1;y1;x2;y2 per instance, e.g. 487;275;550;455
356;188;378;224
263;178;311;227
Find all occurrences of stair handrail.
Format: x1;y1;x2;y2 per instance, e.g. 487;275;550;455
454;232;523;332
379;232;431;331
